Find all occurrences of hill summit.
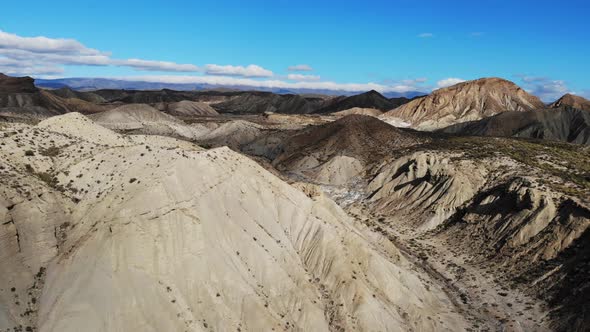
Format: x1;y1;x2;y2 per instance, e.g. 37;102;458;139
550;93;590;111
0;73;38;93
315;90;400;113
381;77;546;130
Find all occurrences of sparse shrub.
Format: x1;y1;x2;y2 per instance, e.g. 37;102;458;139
24;150;34;156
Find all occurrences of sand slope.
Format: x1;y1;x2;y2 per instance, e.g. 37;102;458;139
0;113;468;331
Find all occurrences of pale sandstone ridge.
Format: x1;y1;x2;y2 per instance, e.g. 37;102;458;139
90;104;210;140
381;77;546;130
332;107;382;117
367;152;488;230
196;120;264;149
550;93;590;111
90;103;184;129
0;113;468;331
157;100;220;117
38;111;128;145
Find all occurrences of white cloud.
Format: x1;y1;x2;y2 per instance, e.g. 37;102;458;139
436;78;466;88
287;64;313;71
204;64;273;77
0;31;275;78
379;78;429;92
0;56;64;76
0;30;103;55
111;75;423;94
115;59;199;72
287;74;320;81
0;65;64;76
0;30;200;75
0;30;435;94
517;75;571;102
0;48;112;66
401;78;428;85
418;33;434;38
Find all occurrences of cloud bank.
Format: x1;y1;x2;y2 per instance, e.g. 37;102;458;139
0;30;432;94
204;64;273;77
112;75;425;94
436;78;466;88
0;30;272;77
287;74;321;81
287;64;313;71
0;30;199;73
517;75;571;102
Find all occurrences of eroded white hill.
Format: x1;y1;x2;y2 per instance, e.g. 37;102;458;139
0;113;468;331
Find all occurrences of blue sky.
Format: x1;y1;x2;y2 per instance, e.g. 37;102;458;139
0;0;588;100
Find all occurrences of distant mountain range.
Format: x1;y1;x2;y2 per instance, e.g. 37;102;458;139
34;77;426;98
3;73;589;146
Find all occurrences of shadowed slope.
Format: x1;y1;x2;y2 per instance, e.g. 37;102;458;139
440;107;590;145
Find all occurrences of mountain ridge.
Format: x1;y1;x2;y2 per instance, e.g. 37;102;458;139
381;77;546;130
550;93;590;111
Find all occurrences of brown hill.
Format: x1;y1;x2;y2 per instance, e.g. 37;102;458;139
314;90;400;113
275;115;423;164
265;115;425;184
0;74;108;118
211;91;321;114
0;73;38;93
550;93;590;111
381;78;546;130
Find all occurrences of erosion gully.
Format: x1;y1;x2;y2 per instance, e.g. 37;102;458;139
319;183;551;332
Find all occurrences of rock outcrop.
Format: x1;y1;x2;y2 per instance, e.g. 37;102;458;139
439;177;590;331
367;152;488;230
362;142;590;331
0;74;38;93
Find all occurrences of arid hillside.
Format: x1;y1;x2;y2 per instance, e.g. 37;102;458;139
381;78;546;130
0;73;589;332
